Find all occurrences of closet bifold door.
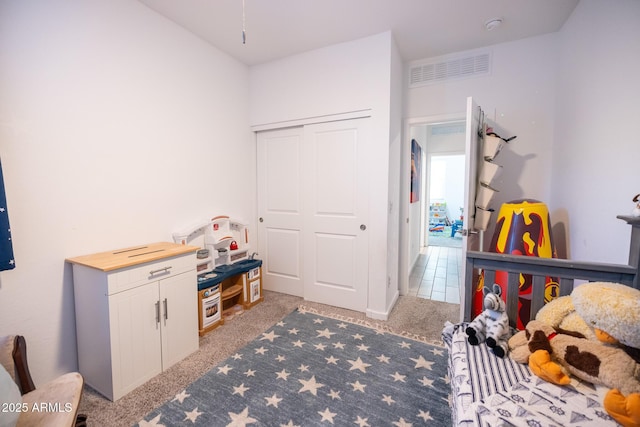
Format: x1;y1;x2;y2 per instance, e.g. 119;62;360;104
301;118;369;312
257;126;305;297
256;118;370;312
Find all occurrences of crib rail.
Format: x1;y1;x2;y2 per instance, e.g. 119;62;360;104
463;251;637;327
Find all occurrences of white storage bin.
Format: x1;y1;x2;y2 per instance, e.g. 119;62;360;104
475;183;498;210
483;135;504;160
479;160;502;186
474;206;494;231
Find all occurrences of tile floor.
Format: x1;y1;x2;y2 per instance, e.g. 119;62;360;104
408;245;462;304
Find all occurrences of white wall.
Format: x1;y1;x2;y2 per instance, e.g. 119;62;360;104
405;34;558;249
387;36;403;307
405;0;640;267
250;32;397;317
0;0;252;384
552;0;640;263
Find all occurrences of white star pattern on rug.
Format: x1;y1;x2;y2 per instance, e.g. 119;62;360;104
276;369;290;380
419;376;435;387
260;330;281;342
377;354;391;363
350;380;367;392
298;375;325;395
418;409;434;421
138;414;164;427
390;372;407;382
233;383;250;396
392;417;413;426
316;328;336;339
218;364;233;375
325;355;339;364
172;390;189;404
411;354;435;370
265;394;283;408
347;357;371;373
136;309;451;426
314;342;327;351
227;407;257;426
318;407;337;423
356;343;370;352
184;407;202;423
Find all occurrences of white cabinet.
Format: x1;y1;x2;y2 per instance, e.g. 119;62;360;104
67;242;199;401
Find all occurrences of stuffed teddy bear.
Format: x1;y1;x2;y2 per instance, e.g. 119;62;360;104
465;283;511;358
509;282;640;427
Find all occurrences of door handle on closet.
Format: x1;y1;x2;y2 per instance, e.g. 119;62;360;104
155;301;160;325
163;298;168;321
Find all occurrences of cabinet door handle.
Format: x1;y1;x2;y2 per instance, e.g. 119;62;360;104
163;298;168;321
149;266;172;276
155;301;160;325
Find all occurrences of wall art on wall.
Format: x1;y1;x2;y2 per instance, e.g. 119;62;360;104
410;139;422;203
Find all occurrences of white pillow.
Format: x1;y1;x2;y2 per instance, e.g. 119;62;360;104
0;364;21;427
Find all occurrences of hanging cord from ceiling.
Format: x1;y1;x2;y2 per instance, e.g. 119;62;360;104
242;0;246;44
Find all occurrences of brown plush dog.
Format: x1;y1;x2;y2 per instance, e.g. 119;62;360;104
522;320;640;392
509;282;640;427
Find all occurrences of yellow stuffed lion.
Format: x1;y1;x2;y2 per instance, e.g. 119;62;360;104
509;282;640;427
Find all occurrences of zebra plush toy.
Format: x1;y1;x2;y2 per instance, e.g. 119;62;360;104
466;283;511;358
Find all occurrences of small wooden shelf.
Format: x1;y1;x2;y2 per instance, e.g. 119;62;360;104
221;284;243;301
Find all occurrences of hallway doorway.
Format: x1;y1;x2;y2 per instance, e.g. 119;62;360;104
426;153;464;249
411;122;465;304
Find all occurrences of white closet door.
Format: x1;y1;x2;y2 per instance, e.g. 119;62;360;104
302;118;369;311
257;127;305;296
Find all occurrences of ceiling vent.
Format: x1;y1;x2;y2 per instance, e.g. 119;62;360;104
409;51;491;87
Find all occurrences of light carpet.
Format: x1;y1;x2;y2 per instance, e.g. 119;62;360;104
136;306;452;426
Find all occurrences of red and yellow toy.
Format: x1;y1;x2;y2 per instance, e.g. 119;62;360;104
473;199;559;329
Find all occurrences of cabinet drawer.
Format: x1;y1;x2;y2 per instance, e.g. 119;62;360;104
107;253;195;295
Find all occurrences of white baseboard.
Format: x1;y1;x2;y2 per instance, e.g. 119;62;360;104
365;290;399;320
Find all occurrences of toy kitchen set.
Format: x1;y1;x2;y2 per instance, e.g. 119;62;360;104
173;215;263;336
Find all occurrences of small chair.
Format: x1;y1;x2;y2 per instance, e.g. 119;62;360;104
0;335;86;427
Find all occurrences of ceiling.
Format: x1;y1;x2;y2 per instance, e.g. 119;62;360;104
137;0;579;66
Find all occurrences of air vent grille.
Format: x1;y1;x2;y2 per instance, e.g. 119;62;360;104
431;123;465;135
409;52;491;87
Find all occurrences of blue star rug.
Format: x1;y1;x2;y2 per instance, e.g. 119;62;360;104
136;307;452;426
